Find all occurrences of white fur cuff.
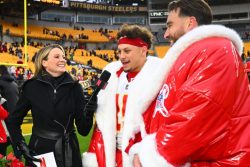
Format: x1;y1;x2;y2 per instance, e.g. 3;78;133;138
136;133;174;167
82;152;98;167
129;142;142;156
137;134;190;167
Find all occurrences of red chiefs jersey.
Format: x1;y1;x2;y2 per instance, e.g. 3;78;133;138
82;56;161;167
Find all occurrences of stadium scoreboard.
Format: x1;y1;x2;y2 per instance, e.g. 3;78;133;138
149;10;168;24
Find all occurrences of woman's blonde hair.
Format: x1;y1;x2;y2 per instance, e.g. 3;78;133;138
34;44;65;77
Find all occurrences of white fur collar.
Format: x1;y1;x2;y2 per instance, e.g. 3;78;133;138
122;24;243;160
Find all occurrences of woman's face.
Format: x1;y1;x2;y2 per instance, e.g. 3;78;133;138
42;48;67;77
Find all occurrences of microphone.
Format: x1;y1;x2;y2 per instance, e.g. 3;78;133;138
87;70;111;102
83;70;111;116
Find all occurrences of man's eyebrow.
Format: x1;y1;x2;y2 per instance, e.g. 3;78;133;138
166;21;172;27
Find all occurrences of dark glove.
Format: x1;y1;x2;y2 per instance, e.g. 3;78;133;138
84;95;98;118
16;140;41;167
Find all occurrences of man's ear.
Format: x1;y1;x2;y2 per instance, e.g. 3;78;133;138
187;16;198;31
142;46;148;56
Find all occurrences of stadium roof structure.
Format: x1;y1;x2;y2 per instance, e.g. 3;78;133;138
0;0;63;17
0;0;23;17
1;0;249;18
112;0;147;6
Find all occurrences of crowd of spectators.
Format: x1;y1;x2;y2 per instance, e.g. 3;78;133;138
0;41;24;61
0;39;103;93
5;63;100;95
1;22;249;93
1;39;119;68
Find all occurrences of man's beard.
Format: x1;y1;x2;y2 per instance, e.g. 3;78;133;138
169;31;185;45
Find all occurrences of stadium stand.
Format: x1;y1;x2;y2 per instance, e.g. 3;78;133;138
0;0;250;85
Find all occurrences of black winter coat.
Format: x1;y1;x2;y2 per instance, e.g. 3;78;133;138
0;71;19;156
7;72;93;167
0;75;19;114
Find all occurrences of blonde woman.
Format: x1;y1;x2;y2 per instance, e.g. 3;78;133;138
7;44;96;167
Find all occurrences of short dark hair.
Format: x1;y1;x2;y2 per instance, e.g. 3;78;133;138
117;24;153;49
168;0;212;25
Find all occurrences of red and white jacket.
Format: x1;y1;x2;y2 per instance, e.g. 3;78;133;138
82;56;161;167
0;99;8;143
123;25;250;166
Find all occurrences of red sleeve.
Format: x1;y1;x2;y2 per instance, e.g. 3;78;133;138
88;126;106;167
0;105;8;143
125;132;142;154
0;105;8;119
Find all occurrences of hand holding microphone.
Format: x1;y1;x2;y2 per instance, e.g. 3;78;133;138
84;70;111;118
84;96;97;119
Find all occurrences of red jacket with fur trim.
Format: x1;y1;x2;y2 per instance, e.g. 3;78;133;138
82;56;162;167
125;25;250;167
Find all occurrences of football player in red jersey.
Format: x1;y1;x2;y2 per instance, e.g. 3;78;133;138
82;24;161;167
